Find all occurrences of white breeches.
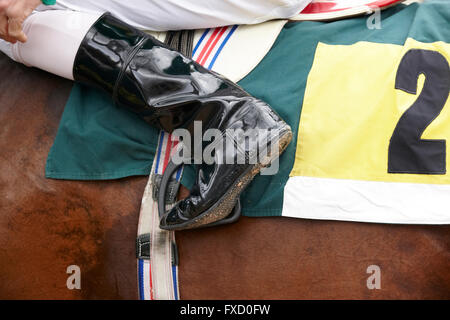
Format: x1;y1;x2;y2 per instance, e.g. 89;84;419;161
48;0;310;31
0;0;311;80
1;10;101;80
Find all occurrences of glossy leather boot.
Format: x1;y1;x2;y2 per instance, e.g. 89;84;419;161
73;13;293;230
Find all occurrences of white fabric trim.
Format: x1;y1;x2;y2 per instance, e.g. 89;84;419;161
283;176;450;224
205;20;287;82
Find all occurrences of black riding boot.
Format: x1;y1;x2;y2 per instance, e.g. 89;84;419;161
73;13;292;230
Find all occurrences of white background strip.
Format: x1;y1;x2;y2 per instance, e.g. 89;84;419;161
283;176;450;224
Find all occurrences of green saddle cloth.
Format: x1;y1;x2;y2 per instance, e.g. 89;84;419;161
46;2;444;217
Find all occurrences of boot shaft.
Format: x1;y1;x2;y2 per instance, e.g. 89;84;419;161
73;13;247;133
73;13;146;96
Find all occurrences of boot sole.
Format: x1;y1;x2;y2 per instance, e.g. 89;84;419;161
160;125;293;231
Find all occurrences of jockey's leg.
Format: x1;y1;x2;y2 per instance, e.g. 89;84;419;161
0;10;293;230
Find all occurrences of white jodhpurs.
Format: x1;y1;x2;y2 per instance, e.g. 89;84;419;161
0;10;101;80
49;0;311;31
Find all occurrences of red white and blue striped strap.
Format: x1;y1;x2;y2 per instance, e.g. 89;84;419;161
137;26;238;300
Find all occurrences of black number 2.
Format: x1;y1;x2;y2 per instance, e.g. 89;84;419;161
388;49;450;175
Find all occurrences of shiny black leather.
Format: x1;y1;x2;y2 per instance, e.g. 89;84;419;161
74;13;246;134
73;13;292;230
160;97;292;230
